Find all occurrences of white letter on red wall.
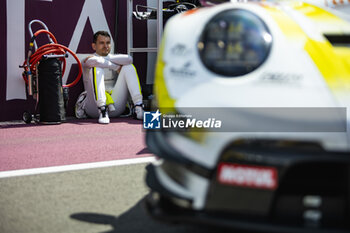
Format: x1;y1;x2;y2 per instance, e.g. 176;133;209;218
6;0;26;100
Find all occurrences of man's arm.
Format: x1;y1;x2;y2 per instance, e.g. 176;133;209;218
83;56;120;70
107;54;133;65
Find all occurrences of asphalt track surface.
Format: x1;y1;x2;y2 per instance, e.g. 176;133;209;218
0;118;239;233
1;163;226;233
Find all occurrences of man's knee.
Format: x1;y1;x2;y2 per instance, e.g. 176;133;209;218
121;64;134;73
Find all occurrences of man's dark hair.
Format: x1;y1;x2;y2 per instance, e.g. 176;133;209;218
93;31;111;43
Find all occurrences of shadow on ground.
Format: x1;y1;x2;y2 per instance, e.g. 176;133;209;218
70;197;238;233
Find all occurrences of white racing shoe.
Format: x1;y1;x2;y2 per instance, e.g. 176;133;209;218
134;104;144;120
98;106;110;124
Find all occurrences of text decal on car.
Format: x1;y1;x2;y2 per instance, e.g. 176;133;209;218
217;163;278;190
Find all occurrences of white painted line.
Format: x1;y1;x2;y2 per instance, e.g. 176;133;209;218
0;156;156;179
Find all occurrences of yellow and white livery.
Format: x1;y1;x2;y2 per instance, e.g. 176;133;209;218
145;1;350;232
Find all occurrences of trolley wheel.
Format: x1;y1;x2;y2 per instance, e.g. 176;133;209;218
23;111;32;124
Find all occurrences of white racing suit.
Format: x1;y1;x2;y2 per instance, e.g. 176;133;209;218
77;53;143;118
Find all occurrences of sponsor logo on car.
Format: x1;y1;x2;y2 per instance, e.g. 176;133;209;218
217;163;278;190
171;44;191;56
169;62;196;77
259;72;302;84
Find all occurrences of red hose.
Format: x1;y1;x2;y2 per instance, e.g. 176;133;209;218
34;29;58;43
22;29;82;88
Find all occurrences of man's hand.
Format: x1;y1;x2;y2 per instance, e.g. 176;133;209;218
116;66;122;74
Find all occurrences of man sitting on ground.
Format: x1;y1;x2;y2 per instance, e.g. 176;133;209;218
76;31;143;124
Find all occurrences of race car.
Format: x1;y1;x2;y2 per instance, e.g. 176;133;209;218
144;1;350;232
